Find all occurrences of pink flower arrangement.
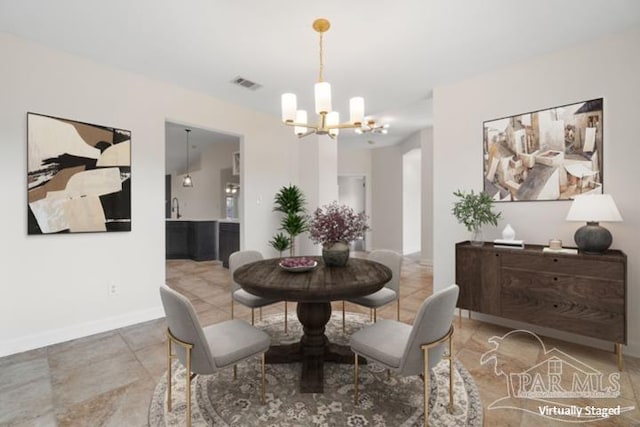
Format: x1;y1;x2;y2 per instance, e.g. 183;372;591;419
307;202;370;246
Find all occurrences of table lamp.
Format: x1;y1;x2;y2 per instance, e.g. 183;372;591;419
566;194;623;254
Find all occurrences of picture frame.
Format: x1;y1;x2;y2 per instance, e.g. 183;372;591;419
27;112;131;234
483;98;603;202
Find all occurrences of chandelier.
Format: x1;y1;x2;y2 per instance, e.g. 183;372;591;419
281;18;387;139
355;120;389;135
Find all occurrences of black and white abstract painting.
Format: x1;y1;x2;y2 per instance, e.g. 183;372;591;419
27;113;131;234
483;98;603;202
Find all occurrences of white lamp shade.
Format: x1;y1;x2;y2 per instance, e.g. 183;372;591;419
281;93;297;122
314;82;332;114
327;111;340;137
182;175;193;187
294;110;308;136
349;97;364;125
566;194;623;222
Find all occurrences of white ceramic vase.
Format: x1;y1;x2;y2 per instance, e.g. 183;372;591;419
502;224;516;240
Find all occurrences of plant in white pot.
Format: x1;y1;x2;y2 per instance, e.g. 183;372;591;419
452;189;501;246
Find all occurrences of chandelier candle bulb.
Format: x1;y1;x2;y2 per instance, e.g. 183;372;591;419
350;97;365;125
314;82;332;114
327;111;340;137
281;93;297;122
294;110;308;136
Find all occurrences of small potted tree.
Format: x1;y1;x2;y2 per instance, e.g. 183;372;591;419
452;189;501;246
269;232;291;257
272;185;308;256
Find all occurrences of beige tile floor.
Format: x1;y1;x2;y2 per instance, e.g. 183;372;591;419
2;257;639;426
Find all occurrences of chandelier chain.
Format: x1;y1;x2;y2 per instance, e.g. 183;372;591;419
318;31;324;82
185;129;190;173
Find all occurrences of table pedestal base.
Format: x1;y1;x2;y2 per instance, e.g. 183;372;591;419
264;301;363;393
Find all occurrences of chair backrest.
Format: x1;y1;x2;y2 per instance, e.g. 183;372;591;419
399;284;460;376
229;250;263;293
368;249;402;293
159;285;216;374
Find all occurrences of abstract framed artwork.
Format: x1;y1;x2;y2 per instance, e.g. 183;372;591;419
483;98;603;202
27;113;131;234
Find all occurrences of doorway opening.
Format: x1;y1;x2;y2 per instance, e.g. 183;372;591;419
338;175;366;252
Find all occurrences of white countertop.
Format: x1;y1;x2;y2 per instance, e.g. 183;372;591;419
166;218;240;223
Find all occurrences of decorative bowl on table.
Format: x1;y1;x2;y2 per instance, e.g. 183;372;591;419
278;257;318;273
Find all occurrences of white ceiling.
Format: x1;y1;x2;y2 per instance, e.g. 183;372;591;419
2;1;640;149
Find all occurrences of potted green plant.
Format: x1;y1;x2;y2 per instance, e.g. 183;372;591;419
307;202;370;266
269;232;291;257
272;185;308;256
452;189;501;246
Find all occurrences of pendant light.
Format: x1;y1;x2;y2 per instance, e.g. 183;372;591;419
182;129;193;187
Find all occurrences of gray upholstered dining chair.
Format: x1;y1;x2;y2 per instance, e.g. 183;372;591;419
229;250;289;331
160;285;270;427
350;284;459;427
343;249;402;331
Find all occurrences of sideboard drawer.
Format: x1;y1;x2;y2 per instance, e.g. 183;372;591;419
500;269;625;314
500;251;624;280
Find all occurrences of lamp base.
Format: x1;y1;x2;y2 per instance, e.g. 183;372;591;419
574;221;612;254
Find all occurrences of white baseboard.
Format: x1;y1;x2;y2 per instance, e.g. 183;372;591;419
0;306;165;358
455;309;639;358
419;258;433;270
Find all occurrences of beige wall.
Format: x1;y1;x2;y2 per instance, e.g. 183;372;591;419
0;33;299;356
433;26;640;355
169;141;239;220
421;128;434;267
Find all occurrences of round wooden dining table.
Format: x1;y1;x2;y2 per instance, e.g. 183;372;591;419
233;256;392;393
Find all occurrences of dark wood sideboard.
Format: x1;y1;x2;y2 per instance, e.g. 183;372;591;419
455;241;627;367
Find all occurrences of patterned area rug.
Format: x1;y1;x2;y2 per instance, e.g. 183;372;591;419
149;312;483;426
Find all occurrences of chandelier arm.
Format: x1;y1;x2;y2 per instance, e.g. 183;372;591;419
326;123;361;130
282;122;319;131
298;129;318;139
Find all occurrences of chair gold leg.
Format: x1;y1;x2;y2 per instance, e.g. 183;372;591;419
342;301;346;333
354;353;359;405
261;353;266;404
251;308;255;325
166;333;172;412
458;309;462;328
186;346;192;427
387;369;391;380
284;301;288;333
423;346;429;427
373;308;377;323
231;299;234;319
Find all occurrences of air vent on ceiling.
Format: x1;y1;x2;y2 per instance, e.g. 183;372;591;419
231;76;262;91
